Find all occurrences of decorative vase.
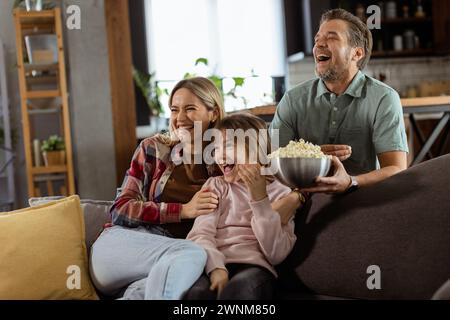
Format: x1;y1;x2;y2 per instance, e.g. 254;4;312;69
25;0;43;11
42;150;66;166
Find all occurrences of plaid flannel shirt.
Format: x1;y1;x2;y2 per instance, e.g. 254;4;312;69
109;135;217;227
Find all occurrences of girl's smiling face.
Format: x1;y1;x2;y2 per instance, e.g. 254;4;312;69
214;132;248;183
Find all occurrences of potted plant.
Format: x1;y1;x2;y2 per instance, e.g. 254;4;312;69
41;135;65;166
185;58;247;107
132;66;168;133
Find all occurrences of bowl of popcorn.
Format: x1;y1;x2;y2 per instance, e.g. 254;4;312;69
269;139;331;188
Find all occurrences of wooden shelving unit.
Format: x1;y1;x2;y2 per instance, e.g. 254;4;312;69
371;48;434;58
381;17;433;24
13;8;75;197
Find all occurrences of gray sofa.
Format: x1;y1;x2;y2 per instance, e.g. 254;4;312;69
277;154;450;300
31;154;450;299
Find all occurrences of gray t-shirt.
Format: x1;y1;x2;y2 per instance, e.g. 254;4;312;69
270;71;409;175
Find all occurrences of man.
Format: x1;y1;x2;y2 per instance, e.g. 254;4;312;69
270;8;409;194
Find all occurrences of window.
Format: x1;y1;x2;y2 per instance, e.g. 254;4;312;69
145;0;286;114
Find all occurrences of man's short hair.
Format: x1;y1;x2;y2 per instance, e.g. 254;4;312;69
320;8;373;70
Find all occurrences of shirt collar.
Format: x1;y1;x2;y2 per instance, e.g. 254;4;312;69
317;70;365;98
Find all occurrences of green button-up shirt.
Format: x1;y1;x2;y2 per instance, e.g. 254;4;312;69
270;71;409;174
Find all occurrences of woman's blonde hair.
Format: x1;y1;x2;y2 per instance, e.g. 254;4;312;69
160;77;226;145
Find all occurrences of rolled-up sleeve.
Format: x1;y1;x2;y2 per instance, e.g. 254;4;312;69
250;197;297;266
373;90;409;155
110;140;182;227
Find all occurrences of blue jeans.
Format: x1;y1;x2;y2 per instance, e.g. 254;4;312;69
89;225;207;300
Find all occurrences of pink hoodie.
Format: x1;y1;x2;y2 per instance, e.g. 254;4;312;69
186;176;296;277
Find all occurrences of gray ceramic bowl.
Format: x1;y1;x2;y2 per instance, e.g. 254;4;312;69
271;157;332;188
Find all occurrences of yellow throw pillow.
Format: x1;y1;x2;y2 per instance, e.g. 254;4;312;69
0;195;99;300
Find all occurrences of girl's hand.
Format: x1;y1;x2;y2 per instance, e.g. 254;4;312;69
272;191;302;225
181;188;219;219
209;268;229;296
238;164;268;202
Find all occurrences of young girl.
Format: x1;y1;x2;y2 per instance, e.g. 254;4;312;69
185;113;304;300
90;77;225;300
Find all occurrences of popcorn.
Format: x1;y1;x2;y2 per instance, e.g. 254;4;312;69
269;139;329;159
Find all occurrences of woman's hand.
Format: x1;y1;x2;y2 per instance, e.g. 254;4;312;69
181;188;219;219
272;191;302;225
321;144;352;161
238;164;268;202
209;268;229;296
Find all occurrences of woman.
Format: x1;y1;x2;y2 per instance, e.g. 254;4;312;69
90;77;225;300
90;77;303;300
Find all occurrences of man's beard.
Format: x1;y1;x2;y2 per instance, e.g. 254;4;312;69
315;50;352;82
315;66;342;82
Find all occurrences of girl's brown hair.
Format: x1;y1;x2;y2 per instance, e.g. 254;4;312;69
215;112;272;165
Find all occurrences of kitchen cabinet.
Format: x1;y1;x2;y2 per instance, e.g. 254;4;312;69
369;0;450;57
432;0;450;54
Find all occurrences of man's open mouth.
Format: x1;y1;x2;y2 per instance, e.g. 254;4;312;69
316;54;331;62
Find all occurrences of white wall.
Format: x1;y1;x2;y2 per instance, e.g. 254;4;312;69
62;0;117;201
0;1;28;208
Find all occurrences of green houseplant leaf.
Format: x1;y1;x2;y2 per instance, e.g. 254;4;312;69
183;72;195;79
195;58;209;66
41;135;65;152
232;77;245;87
132;66;164;116
208;75;223;92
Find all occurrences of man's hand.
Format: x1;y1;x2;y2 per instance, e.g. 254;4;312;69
302;156;352;194
238;164;268;201
209;268;229;296
321;144;352;161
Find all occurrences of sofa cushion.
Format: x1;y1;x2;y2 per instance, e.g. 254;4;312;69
29;197;112;252
278;155;450;299
0;195;99;299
